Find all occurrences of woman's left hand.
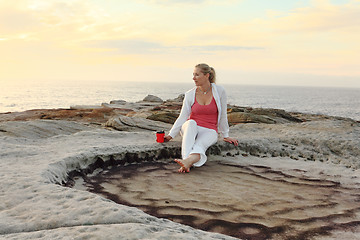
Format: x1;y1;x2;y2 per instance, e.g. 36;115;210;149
164;135;173;142
224;137;239;146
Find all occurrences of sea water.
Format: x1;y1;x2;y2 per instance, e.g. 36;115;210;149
0;81;359;121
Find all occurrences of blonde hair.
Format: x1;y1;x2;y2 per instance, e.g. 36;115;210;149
195;63;216;83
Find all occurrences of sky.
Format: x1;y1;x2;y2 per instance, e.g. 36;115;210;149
0;0;359;87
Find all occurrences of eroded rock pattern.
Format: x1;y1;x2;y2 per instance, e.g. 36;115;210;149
78;159;360;240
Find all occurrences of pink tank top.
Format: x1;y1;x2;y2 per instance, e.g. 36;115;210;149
189;97;218;132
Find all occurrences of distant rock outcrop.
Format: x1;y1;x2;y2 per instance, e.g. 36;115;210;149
110;100;127;105
142;95;163;103
167;94;185;103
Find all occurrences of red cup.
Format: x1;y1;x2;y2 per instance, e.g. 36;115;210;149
156;131;165;143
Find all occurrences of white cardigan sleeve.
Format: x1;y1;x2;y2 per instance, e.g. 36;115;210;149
168;90;194;138
217;85;230;138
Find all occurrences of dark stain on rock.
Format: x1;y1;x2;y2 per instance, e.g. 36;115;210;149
69;160;360;240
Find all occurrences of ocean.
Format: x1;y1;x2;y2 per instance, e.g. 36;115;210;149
0;81;359;121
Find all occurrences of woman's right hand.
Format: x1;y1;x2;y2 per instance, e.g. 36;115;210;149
164;135;173;142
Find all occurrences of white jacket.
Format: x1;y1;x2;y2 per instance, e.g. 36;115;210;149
168;83;230;138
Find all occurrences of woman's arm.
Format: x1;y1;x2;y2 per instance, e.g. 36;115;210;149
217;86;238;146
167;92;192;139
164;135;173;142
218;86;230;138
224;137;239;146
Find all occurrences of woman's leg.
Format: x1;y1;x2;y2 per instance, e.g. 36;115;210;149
180;119;198;160
175;120;200;172
191;126;218;167
175;122;218;173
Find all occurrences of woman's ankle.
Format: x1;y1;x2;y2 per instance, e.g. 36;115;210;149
188;154;200;165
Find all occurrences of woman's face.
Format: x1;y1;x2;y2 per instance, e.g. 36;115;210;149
193;67;209;86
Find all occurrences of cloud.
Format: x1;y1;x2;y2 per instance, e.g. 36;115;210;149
0;0;358;84
183;45;264;53
151;0;206;3
87;39;165;54
137;0;209;5
135;0;240;6
0;1;40;35
86;38;264;55
0;0;111;41
267;0;360;32
0;11;38;33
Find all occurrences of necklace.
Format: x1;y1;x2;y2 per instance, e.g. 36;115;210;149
198;86;211;95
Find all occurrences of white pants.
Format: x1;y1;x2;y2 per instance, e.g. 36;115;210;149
180;119;218;167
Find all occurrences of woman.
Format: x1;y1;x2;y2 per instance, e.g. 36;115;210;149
164;63;238;173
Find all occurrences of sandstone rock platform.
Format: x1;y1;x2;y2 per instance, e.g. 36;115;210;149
0;96;359;240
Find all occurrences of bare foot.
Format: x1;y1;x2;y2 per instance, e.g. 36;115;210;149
177;167;188;173
174;154;201;173
174;159;190;173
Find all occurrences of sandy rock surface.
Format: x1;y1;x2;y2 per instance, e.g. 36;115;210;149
0;97;359;239
0;122;235;240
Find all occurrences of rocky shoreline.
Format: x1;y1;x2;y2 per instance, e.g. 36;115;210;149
0;94;313;129
0;95;359;239
1;94;358;170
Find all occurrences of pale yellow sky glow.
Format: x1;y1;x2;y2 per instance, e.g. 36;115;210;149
0;0;359;87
